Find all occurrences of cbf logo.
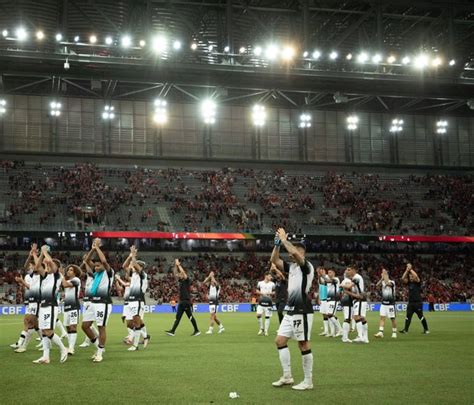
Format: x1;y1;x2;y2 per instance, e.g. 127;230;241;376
1;306;24;315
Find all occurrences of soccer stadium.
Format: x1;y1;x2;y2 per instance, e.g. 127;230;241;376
0;0;473;403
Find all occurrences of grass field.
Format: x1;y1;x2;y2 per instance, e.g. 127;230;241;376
1;311;473;404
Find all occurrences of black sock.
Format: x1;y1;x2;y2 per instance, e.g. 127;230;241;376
190;317;199;332
404;317;411;331
421;318;429;331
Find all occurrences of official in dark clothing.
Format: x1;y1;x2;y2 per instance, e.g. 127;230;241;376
400;264;430;334
165;259;200;337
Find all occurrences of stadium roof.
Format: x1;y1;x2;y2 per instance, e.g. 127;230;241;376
0;0;473;115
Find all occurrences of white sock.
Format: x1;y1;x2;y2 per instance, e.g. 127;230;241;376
333;317;342;332
133;328;141;347
258;317;263;330
351;319;356;330
278;346;291;377
56;320;67;337
323;320;329;334
208;326;214;332
18;331;27;346
302;351;313;384
356;321;363;339
219;323;224;329
363;322;368;339
343;322;350;340
328;319;335;336
52;334;66;351
42;336;51;360
392;327;397;333
68;332;77;351
379;326;384;333
127;328;134;339
97;346;104;356
23;329;35;347
264;317;271;333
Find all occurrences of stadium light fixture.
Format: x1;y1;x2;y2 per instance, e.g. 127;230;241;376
55;33;62;42
282;46;295;61
191;42;198;50
329;51;338;60
0;99;6;115
402;56;411;65
153;99;168;125
299;113;312;128
239;46;246;54
74;35;80;43
15;27;27;41
121;35;132;48
372;54;382;63
102;105;115;120
49;101;62;117
387;55;396;64
139;39;146;47
105;36;113;45
173;40;182;50
89;35;97;44
252;104;266;127
253;46;262;56
436;120;448;134
2;29;8;38
201;99;216;125
414;54;429;69
224;45;230;52
312;50;321;60
346;53;353;60
152;35;168;53
36;30;45;40
265;44;279;60
432;56;442;67
449;59;455;66
208;44;214;52
357;52;368;63
302;51;308;58
346;115;359;131
390;118;404;133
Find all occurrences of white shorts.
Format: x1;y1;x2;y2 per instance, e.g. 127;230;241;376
38;306;59;330
209;304;218;314
277;314;313;341
64;309;79;327
82;301;95;323
343;306;353;320
353;301;368;318
57;305;64;315
92;303;113;327
256;305;272;317
126;301;145;320
319;301;328;314
26;302;40;317
326;301;338;315
380;304;396;318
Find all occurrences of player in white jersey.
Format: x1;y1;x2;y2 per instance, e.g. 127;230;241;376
55;291;68;339
340;271;354;343
374;268;397;339
60;264;82;354
325;269;343;337
203;271;225;334
271;228;315;391
116;266;133;344
11;244;43;352
256;271;276;336
79;256;99;348
81;238;114;362
33;245;68;364
124;246;150;351
345;266;369;344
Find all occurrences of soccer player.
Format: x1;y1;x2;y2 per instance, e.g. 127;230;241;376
203;271;225;334
340;270;354;343
374;268;397;339
165;259;200;337
33;245;68;364
115;266;133;344
400;263;430;334
61;264;82;354
316;267;329;336
125;246;150;351
326;269;342;337
78;255;99;348
345;266;369;344
11;244;42;352
256;271;275;336
271;263;288;324
271;228;315;391
81;238;114;362
55;292;68;339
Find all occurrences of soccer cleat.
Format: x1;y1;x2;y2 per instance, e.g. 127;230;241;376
353;337;364;343
36;337;41;341
79;341;91;347
218;327;225;334
143;335;150;348
423;330;430;334
14;346;26;353
68;349;75;355
374;332;384;338
391;333;397;339
93;355;103;362
335;331;343;337
91;352;98;360
363;338;370;344
205;329;213;335
60;349;68;363
123;337;133;345
292;381;313;391
325;334;334;338
165;330;175;336
128;346;138;351
9;342;19;349
318;331;327;336
191;331;201;337
258;329;264;336
264;331;269;337
399;330;407;334
272;376;294;387
33;357;50;364
342;338;352;343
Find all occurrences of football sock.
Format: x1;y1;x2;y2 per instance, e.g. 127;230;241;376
301;350;313;384
278;345;291;377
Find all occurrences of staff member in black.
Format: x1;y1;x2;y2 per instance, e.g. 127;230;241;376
400;263;430;334
166;259;200;337
271;263;288;324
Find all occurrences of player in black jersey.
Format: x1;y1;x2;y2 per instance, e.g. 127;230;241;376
165;259;200;337
271;263;288;324
400;264;430;334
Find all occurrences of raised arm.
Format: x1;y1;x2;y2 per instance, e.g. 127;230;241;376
402;265;411;284
42;246;58;273
270;264;286;281
277;228;305;266
15;275;31;289
270;233;284;271
23;243;37;270
410;269;420;283
94;239;111;271
122;245;136;270
173;259;187;279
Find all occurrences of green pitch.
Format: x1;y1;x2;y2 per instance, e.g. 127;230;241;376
1;312;473;404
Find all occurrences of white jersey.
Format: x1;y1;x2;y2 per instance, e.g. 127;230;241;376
327;277;340;301
129;271;147;302
83;274;93;302
64;276;81;311
124;285;130;302
257;280;275;306
208;284;220;304
40;272;61;306
28;273;42;303
283;260;315;315
24;273;33;303
351;273;365;302
381;280;396;305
